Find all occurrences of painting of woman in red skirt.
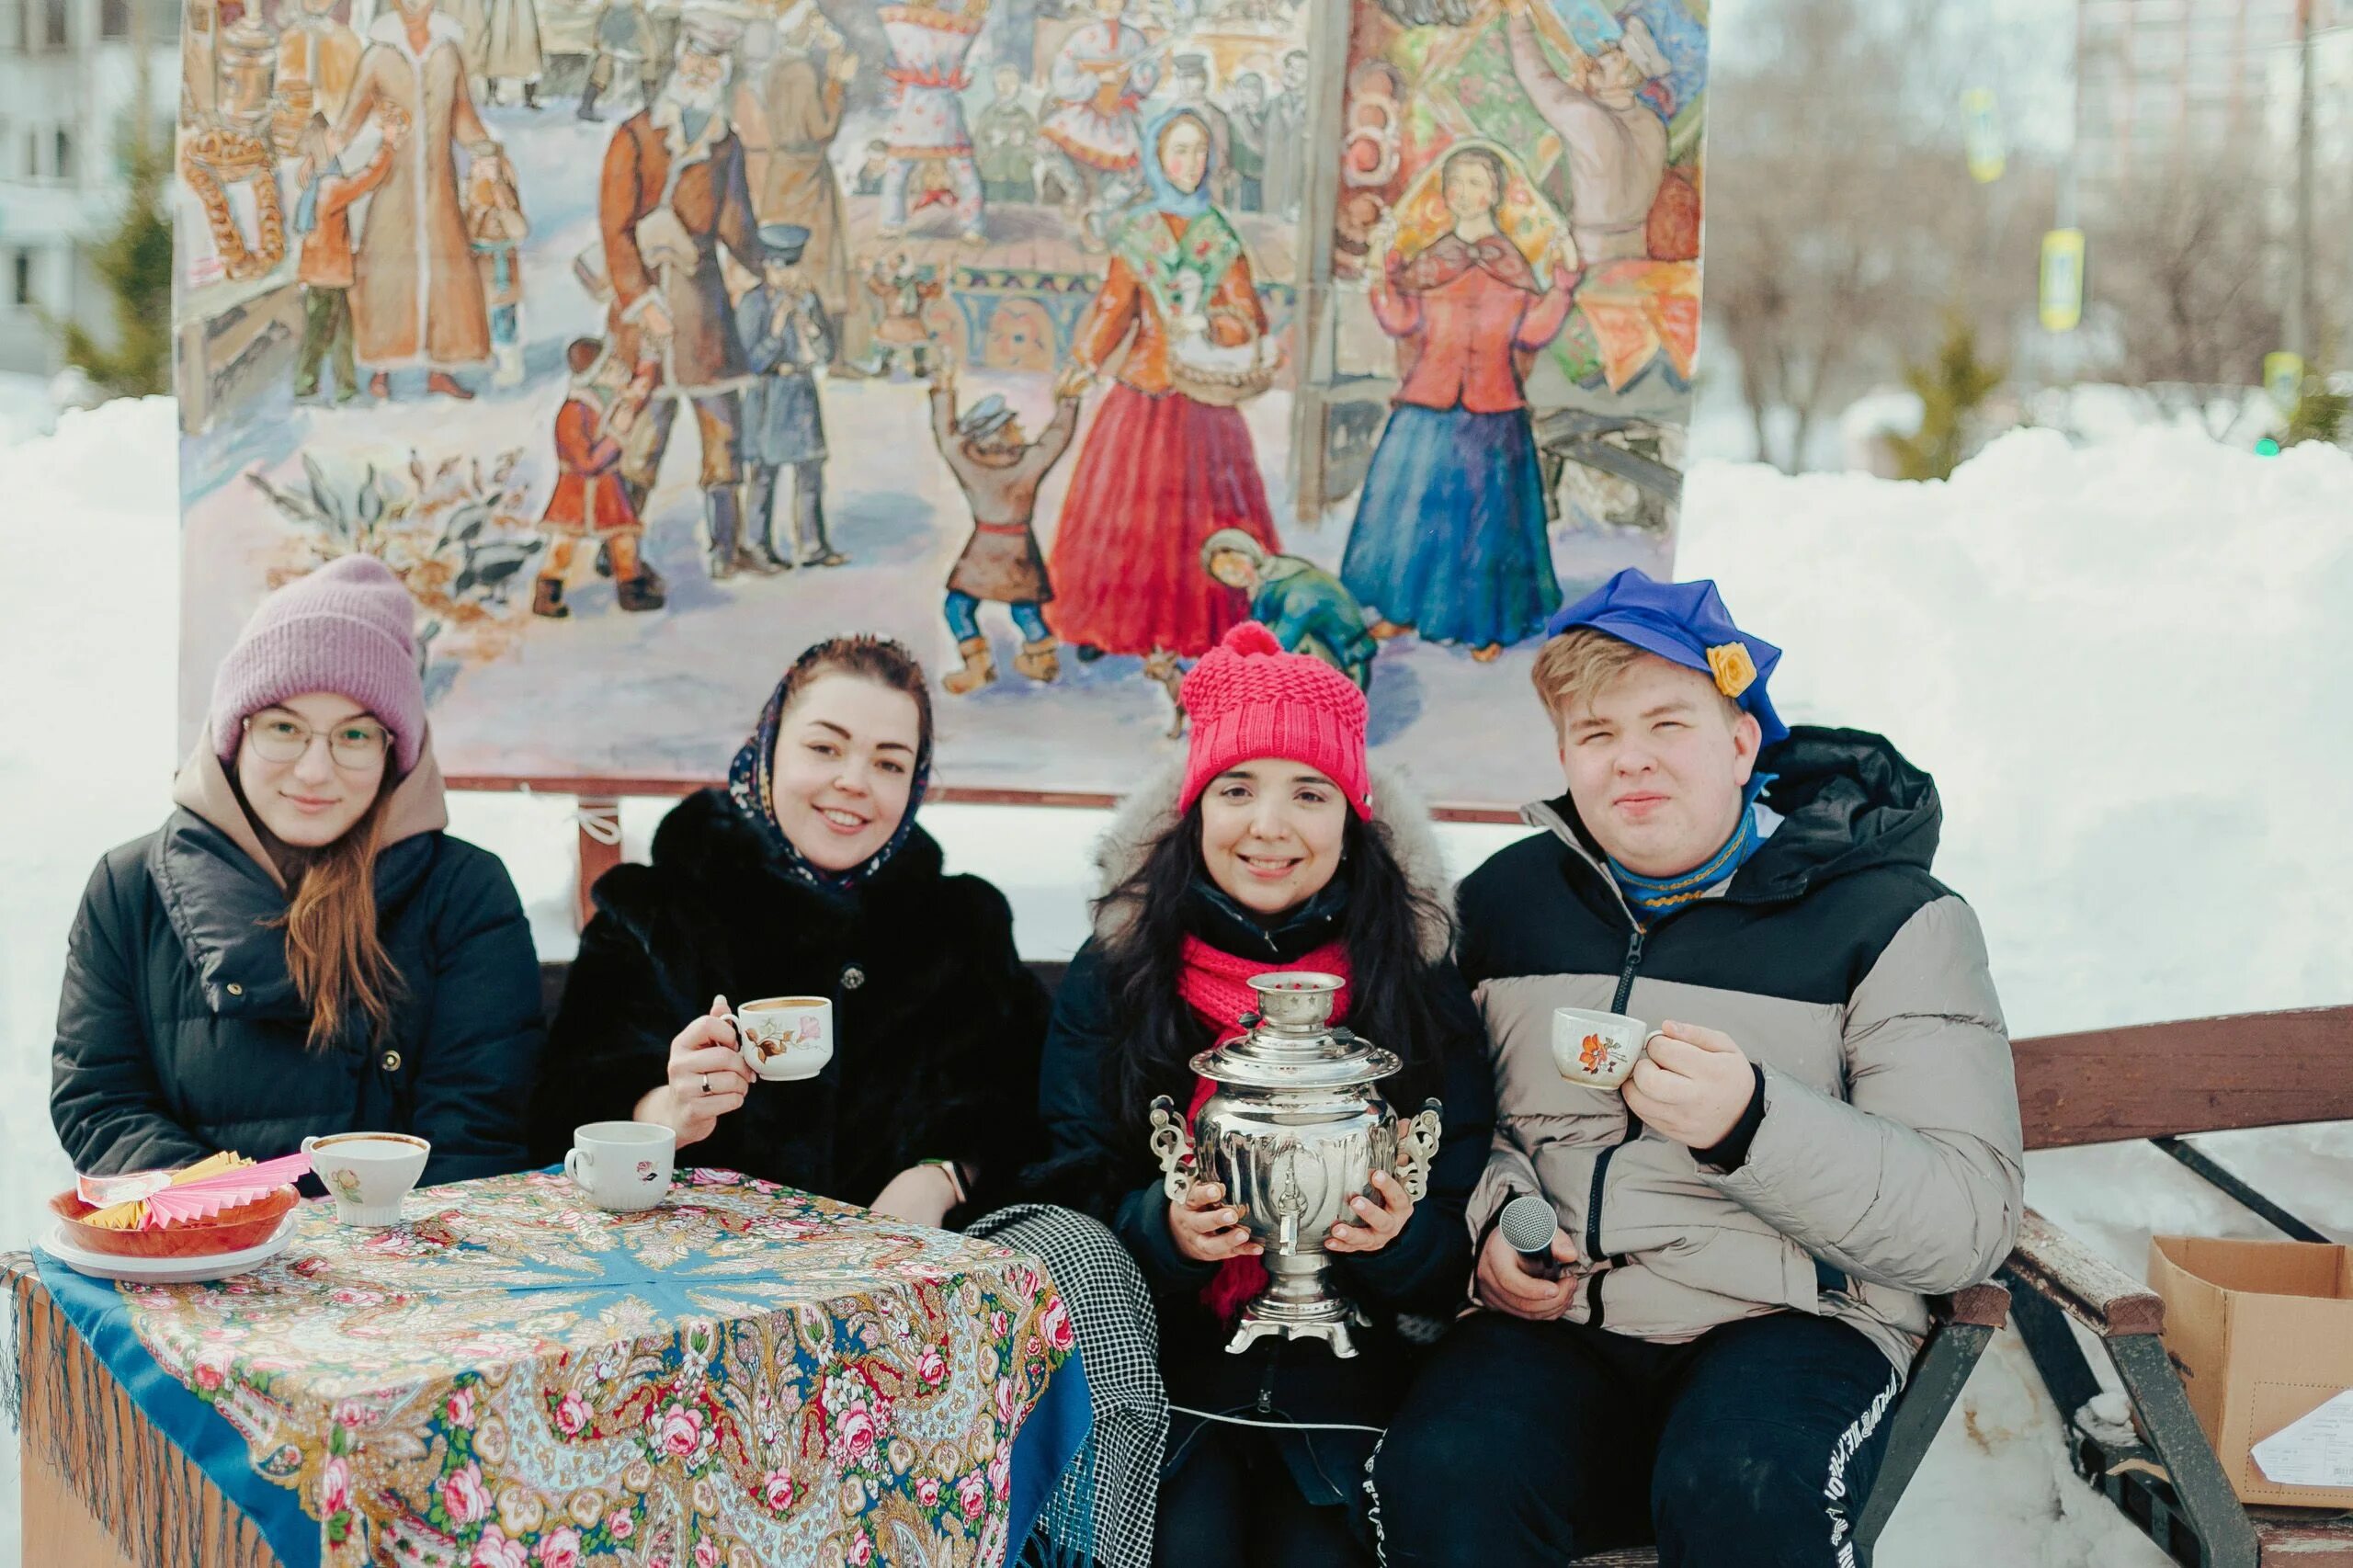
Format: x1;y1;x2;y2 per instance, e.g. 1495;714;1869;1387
1046;108;1282;665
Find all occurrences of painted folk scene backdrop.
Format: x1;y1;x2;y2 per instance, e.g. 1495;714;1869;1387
173;0;1705;804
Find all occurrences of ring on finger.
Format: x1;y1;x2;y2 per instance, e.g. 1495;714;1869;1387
699;1072;710;1096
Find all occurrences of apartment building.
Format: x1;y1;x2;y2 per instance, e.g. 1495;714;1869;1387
0;0;177;375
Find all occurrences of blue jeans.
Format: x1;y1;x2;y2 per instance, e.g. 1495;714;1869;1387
945;590;1049;642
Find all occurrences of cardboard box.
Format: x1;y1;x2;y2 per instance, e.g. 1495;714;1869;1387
2148;1235;2353;1510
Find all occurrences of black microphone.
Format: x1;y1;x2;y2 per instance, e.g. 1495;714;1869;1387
1498;1193;1563;1272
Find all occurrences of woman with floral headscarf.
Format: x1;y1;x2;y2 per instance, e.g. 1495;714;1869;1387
529;636;1051;1226
1045;108;1282;665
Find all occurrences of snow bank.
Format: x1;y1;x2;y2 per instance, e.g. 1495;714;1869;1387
2;400;2347;1568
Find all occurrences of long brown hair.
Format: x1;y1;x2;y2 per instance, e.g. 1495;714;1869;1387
272;785;404;1051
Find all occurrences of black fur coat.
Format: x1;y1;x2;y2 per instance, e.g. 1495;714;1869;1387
529;789;1051;1218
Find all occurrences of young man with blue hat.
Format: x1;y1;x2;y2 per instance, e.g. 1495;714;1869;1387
1372;568;2025;1567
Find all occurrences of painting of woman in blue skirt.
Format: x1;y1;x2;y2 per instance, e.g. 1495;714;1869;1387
1340;143;1583;661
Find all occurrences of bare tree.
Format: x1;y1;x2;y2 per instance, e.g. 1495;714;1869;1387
1704;0;2052;472
2086;145;2288;436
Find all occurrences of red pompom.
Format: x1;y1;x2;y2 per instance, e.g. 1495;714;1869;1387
1222;621;1283;657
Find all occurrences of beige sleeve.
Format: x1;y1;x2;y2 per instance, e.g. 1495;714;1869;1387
1705;895;2026;1295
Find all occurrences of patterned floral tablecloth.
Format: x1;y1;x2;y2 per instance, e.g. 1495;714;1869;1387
31;1168;1080;1568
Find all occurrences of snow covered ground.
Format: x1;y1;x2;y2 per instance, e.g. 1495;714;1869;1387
3;397;2348;1565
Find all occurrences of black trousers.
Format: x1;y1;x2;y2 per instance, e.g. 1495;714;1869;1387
1154;1418;1370;1567
1149;1331;1392;1567
1370;1312;1902;1568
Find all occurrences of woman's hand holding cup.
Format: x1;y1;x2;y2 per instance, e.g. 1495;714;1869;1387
634;994;756;1148
1168;1179;1261;1264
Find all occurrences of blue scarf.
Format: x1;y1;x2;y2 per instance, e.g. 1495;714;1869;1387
1607;775;1774;928
724;675;931;896
291;156;342;236
1608;808;1760;928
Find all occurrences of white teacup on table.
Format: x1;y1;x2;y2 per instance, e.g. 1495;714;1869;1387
565;1120;676;1211
301;1131;430;1226
1552;1007;1668;1091
727;995;835;1082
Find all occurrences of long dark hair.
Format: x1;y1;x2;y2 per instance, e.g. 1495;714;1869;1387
1097;803;1457;1140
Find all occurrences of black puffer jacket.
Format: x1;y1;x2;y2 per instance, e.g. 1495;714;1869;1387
1024;762;1494;1507
51;748;545;1187
529;788;1051;1219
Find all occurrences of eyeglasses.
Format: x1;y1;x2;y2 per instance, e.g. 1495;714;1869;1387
243;714;390;769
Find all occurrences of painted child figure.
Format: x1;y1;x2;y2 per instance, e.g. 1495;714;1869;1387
854;140;892;196
1201;527;1380;691
535;336;665;618
466;146;529;389
290;109;399;403
579;0;660;120
974;62;1038;203
930;355;1084;693
735;223;842;571
862;251;941;378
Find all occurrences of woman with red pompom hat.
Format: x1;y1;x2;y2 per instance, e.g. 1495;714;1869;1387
1020;621;1494;1563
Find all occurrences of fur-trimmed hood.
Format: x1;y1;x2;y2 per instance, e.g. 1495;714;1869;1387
1086;759;1456;962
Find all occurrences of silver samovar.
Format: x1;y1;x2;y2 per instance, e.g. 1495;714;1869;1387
1148;971;1443;1358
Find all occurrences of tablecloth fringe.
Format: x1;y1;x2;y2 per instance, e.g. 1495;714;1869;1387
10;1264;280;1568
2;1251;28;1433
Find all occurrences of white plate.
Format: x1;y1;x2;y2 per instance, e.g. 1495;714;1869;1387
38;1213;300;1284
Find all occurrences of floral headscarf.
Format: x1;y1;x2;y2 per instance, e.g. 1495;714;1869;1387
725;640;934;895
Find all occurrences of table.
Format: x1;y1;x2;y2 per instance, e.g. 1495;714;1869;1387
12;1168;1087;1568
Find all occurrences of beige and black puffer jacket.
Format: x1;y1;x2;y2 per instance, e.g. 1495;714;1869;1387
1461;728;2025;1376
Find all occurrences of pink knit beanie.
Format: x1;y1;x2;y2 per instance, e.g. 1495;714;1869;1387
1178;622;1373;818
210;554;426;775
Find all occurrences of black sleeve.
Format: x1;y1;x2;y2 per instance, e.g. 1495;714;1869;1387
527;878;689;1166
1694;1063;1768;1174
885;876;1051;1220
1333;960;1494;1315
408;846;546;1186
1031;940;1213;1295
51;852;212;1176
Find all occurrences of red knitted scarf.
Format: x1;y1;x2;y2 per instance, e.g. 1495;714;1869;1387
1175;935;1353;1322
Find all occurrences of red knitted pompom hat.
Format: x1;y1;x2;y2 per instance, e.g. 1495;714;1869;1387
1177;622;1372;818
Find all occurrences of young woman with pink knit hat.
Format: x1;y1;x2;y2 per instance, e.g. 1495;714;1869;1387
51;555;545;1186
1026;620;1495;1564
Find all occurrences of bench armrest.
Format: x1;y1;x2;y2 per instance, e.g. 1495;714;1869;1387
2003;1210;2164;1337
1930;1280;2012;1330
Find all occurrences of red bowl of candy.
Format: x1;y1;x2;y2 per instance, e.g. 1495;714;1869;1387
48;1186;298;1259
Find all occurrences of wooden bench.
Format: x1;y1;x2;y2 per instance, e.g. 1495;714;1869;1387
535;958;2007;1563
2002;1005;2353;1568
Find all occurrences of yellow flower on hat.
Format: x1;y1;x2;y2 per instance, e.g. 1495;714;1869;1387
1706;642;1756;699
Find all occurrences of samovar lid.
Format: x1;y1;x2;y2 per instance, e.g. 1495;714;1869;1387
1187;971;1404;1089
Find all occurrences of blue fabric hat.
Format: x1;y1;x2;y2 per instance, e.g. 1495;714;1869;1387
1544;568;1788;746
955;393;1017;440
757;222;811;263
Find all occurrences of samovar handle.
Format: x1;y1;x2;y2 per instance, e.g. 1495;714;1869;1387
1148;1095;1196;1200
1394;1098;1444;1203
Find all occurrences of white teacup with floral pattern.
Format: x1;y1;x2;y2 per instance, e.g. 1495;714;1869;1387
565;1120;676;1211
727;995;835;1082
301;1131;431;1226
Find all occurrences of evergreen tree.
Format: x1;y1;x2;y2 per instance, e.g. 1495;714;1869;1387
2282;376;2350;449
1884;312;2006;483
55;131;173;398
